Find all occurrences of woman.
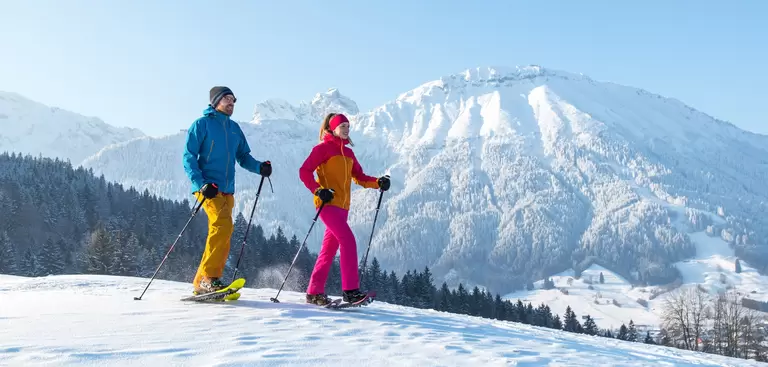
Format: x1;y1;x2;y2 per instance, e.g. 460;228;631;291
298;112;390;305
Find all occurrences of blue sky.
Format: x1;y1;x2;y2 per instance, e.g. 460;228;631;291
2;0;766;137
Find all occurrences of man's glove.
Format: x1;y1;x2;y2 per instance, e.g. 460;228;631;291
377;175;391;191
315;188;334;203
200;183;218;199
259;161;272;177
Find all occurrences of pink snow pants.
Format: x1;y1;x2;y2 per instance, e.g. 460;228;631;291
306;205;360;294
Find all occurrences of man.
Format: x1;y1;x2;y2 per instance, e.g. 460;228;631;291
182;86;272;294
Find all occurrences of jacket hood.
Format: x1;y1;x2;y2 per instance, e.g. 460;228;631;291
203;105;229;120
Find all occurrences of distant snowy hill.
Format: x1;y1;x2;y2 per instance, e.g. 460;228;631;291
0;274;761;367
79;65;768;297
0;91;145;164
505;232;768;332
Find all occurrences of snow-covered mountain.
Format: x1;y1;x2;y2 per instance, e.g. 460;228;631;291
79;65;768;296
0;91;145;164
1;274;761;367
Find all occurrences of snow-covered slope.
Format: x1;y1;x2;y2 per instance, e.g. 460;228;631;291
80;65;768;297
0;274;759;367
0;91;145;164
504;181;768;331
505;264;662;332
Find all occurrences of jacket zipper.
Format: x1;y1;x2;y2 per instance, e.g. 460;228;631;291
223;118;230;191
341;143;348;208
207;140;215;162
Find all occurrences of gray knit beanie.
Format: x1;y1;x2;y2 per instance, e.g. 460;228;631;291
210;86;235;107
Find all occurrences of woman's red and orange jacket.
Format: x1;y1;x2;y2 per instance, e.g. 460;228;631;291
299;133;380;210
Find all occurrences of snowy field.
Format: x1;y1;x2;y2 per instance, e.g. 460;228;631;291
504;193;768;333
504;264;662;332
0;274;761;367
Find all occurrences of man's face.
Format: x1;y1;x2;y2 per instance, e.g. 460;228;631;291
216;94;236;116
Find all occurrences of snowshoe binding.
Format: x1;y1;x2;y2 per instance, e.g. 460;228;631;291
182;278;245;303
306;293;333;306
322;289;375;309
342;289;368;303
193;277;227;295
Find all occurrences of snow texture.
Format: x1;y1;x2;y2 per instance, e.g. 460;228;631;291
0;91;145;164
22;65;768;296
0;274;760;367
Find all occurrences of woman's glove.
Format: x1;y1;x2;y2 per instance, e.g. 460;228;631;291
377;175;390;191
315;188;334;203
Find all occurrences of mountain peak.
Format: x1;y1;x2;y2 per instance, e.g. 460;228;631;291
446;65;585;83
0;91;145;165
250;88;359;127
250;98;300;123
309;88;359;117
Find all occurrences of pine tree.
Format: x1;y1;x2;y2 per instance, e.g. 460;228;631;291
563;306;581;332
39;237;65;275
470;286;483;316
583;315;598;335
644;331;655;344
482;289;495;318
516;299;528;324
617;324;629;340
21;248;40;277
551;314;563;330
227;214;249;277
437;282;452;311
504;300;519;322
364;257;382;292
533;303;553;327
114;233;140;276
494;294;506;320
420;266;435;309
626;320;637;342
85;224;115;274
525;302;535;325
0;231;17;274
735;258;742;273
387;271;400;304
455;283;470;314
294;235;313;291
274;227;290;262
400;270;414;307
599;272;605;284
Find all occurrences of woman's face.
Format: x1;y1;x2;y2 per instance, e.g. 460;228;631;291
334;121;350;139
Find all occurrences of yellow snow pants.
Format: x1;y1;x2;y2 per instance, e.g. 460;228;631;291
192;191;235;288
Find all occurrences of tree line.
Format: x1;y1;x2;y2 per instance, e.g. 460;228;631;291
1;152;766;363
658;286;768;360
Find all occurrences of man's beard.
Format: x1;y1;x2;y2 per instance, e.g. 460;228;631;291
220;105;234;116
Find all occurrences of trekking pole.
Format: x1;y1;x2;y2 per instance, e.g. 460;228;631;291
231;173;273;283
360;186;386;286
134;197;206;300
270;199;329;303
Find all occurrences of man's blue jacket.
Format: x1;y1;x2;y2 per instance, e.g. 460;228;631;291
183;105;262;194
